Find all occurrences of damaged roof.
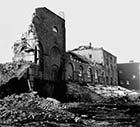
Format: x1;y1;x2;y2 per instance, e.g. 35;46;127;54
72;45;93;51
67;51;95;65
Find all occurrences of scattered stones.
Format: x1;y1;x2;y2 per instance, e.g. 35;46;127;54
0;92;76;126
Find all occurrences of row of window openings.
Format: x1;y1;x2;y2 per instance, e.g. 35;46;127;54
120;75;136;85
88;54;116;68
78;69;104;79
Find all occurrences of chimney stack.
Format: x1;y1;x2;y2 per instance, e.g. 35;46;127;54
89;42;92;48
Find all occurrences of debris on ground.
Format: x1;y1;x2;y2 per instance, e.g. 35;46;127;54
65;82;104;103
85;84;140;106
0;92;77;127
65;82;140;105
87;84;139;99
0;67;140;126
0;92;140;126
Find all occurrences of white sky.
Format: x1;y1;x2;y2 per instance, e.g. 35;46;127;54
0;0;140;63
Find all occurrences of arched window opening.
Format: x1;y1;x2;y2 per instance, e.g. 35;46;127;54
106;76;109;85
87;68;92;78
34;45;39;64
34;42;44;71
87;67;92;82
66;63;74;81
79;65;83;78
50;46;61;58
51;65;59;81
95;70;98;79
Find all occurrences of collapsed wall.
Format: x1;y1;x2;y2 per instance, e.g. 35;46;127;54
0;61;31;86
0;14;39;97
0;61;33;98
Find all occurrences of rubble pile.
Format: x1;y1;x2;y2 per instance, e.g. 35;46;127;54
87;84;140;104
0;61;31;86
0;92;77;126
0;91;140;126
63;83;140;126
66;82;140;105
66;82;104;103
87;84;139;97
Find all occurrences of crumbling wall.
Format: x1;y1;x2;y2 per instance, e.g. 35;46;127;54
0;61;32;98
32;7;66;81
0;61;31;86
30;8;66;98
11;7;66;99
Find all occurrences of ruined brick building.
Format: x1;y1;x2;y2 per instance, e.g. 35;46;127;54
71;45;118;85
13;7;66;98
65;51;104;85
12;7;118;98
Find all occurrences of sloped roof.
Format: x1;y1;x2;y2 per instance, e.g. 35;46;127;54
68;51;94;65
71;45;93;51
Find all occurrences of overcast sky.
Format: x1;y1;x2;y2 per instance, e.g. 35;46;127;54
0;0;140;63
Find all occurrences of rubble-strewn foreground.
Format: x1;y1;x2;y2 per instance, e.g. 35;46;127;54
0;92;77;127
0;85;140;126
0;62;140;126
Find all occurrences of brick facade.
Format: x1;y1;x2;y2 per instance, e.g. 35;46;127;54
72;46;118;85
30;8;66;98
65;52;105;85
32;8;65;82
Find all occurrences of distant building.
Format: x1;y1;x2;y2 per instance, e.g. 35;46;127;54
72;44;118;85
118;62;140;90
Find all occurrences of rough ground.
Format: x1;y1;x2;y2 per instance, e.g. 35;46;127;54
0;89;140;126
65;82;104;103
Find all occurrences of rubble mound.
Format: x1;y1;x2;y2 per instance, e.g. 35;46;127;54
66;82;104;103
87;84;140;105
0;91;140;126
0;92;76;126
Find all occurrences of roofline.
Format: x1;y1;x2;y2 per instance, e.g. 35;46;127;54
117;62;140;65
101;48;117;58
71;45;117;58
35;7;65;21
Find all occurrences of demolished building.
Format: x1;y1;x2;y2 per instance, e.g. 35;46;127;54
0;6;140;127
1;7;140;126
6;7;66;99
4;7;119;99
0;7;123;100
65;51;105;84
71;44;118;85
